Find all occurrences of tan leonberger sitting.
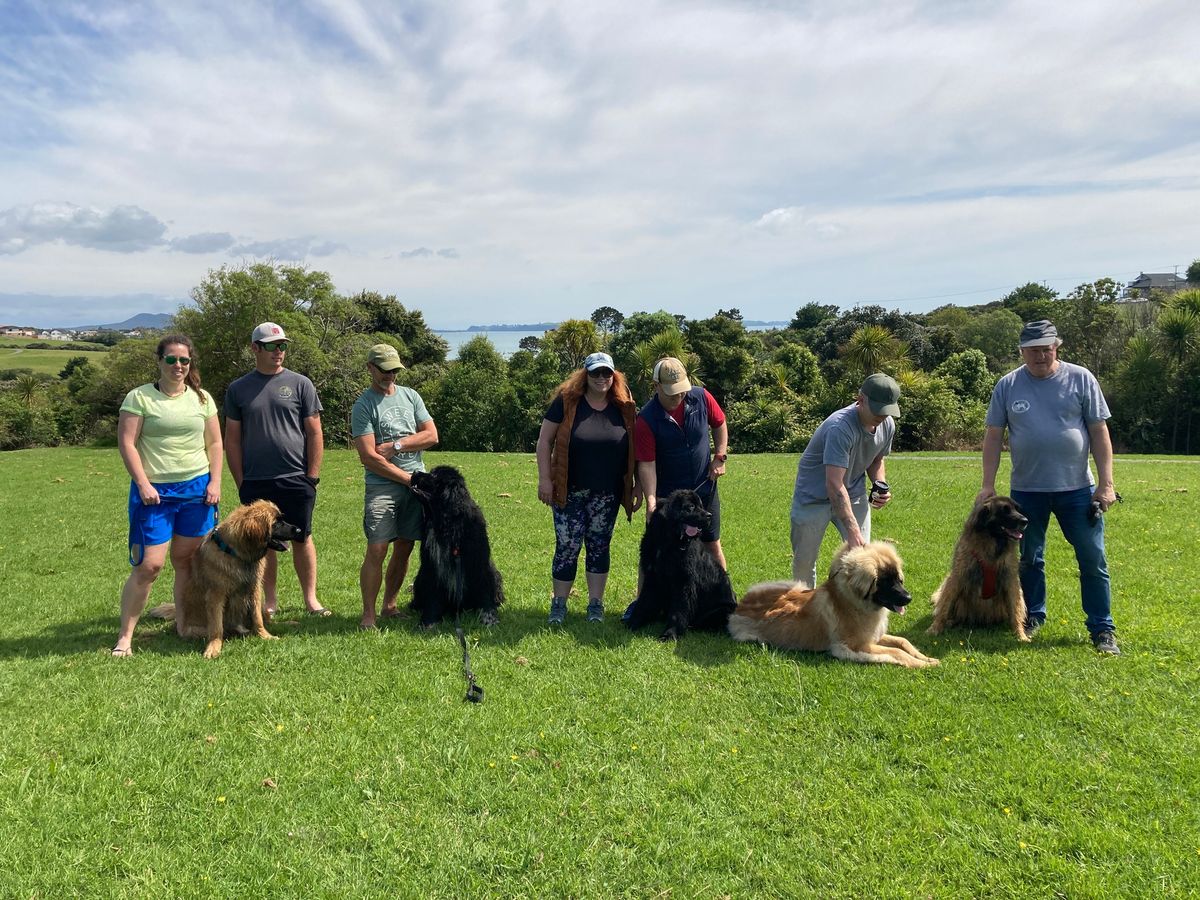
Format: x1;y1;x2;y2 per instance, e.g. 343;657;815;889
154;500;303;659
929;496;1030;642
729;542;939;668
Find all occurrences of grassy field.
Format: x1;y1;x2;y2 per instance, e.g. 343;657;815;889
1;449;1198;897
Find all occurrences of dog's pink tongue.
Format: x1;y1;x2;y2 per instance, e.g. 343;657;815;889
897;606;907;615
684;525;700;537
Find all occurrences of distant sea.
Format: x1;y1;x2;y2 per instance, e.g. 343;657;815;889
436;322;785;359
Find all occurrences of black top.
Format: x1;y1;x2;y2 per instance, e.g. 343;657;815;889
546;394;629;493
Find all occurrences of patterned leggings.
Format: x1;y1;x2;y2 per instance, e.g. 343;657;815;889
551;489;620;582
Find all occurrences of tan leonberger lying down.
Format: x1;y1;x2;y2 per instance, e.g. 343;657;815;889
929;495;1030;641
154;500;303;659
729;542;939;668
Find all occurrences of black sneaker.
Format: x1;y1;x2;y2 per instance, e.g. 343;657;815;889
1092;631;1120;656
1024;618;1044;639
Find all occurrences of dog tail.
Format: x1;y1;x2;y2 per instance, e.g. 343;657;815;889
147;603;176;620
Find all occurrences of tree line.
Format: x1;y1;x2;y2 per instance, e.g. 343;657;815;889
2;261;1199;455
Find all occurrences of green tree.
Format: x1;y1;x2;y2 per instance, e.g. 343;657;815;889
788;303;839;331
1110;334;1169;452
934;349;994;403
960;308;1022;370
1187;259;1200;286
684;314;757;406
431;337;522;451
840;325;906;378
1001;282;1058;325
1157;306;1200;452
543;319;600;373
590;306;624;348
1059;278;1123;376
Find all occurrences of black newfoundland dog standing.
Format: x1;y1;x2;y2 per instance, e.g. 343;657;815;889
625;489;737;641
408;466;505;628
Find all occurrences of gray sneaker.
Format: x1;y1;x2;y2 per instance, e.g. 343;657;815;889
586;599;604;623
1024;617;1044;639
548;597;568;625
1092;630;1120;656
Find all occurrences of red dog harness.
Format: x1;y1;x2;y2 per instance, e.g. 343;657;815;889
971;551;999;599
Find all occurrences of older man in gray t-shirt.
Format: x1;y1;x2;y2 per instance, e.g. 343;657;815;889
979;319;1119;655
790;374;899;587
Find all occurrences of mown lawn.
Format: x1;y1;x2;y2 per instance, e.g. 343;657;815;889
1;449;1197;897
0;346;92;376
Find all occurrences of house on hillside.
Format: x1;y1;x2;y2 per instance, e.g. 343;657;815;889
1126;272;1188;299
3;326;38;337
37;330;72;340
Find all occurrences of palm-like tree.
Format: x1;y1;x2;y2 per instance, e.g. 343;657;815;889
1157;307;1200;452
841;324;907;377
15;374;41;409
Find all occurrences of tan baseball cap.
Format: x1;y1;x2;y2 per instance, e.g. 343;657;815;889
652;357;692;395
367;343;405;371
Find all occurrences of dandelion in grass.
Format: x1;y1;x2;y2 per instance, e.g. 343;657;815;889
730;747;739;755
217;796;226;803
276;724;284;732
510;754;518;761
488;762;496;768
1019;841;1027;849
631;744;638;751
1003;807;1011;815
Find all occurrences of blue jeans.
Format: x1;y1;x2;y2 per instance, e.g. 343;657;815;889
1011;487;1114;636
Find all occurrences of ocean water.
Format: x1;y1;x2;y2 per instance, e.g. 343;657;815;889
437;330;544;358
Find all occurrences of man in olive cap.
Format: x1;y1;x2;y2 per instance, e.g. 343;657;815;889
789;373;899;588
350;343;441;629
979;319;1120;655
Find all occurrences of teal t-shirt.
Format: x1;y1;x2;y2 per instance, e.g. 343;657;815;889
350;386;432;486
120;383;217;482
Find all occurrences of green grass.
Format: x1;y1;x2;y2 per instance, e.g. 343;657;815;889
1;450;1198;897
0;346;84;375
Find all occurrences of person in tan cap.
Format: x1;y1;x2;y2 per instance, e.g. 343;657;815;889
350;343;440;629
632;356;730;568
224;322;329;618
789;373;899;588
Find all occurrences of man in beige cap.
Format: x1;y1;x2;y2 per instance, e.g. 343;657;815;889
789;373;899;588
632;357;730;568
350;343;440;629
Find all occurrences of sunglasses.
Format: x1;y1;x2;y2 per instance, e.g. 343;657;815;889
589;369;614;378
258;341;289;352
162;355;191;365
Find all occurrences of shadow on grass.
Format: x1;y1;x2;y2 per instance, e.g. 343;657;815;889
0;615;200;660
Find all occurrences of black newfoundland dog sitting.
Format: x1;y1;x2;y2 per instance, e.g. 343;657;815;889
624;489;737;641
408;466;505;628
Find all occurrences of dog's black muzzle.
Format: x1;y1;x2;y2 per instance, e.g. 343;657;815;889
874;583;912;614
268;520;304;552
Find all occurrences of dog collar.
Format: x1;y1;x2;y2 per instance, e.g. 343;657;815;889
211;531;242;561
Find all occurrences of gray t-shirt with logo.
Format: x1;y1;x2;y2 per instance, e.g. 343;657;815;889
791;404;894;516
986;361;1110;492
350;386;432;486
224;369;322;481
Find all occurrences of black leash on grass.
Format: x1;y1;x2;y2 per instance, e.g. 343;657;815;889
452;551;484;704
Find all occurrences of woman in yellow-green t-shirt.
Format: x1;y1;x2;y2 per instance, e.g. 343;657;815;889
112;334;222;657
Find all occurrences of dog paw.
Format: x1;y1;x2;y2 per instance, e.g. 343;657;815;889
202;646;222;660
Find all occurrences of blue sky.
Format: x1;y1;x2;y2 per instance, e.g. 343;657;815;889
1;0;1197;328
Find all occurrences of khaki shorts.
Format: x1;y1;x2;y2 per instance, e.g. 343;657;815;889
363;480;424;544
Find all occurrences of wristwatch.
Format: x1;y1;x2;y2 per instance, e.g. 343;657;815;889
714;453;728;463
393;439;404;453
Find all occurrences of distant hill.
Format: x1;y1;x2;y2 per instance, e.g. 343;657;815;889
69;312;175;332
465;322;559;332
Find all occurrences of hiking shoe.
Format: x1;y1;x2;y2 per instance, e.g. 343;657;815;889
586;599;604;623
1024;617;1044;639
1092;630;1120;656
548;597;568;625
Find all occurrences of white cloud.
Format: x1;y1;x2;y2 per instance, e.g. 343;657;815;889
0;0;1197;326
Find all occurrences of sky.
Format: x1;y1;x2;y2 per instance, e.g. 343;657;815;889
1;0;1198;329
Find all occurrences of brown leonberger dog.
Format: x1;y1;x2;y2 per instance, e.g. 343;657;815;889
154;500;303;658
928;496;1030;641
729;542;939;668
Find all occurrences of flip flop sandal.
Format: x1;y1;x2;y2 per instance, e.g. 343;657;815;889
307;607;333;617
111;646;133;658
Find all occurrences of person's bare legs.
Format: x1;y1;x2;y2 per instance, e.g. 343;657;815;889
360;541;390;629
168;534;204;635
262;550;280;617
381;539;415;616
114;543;169;655
291;536;321;612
